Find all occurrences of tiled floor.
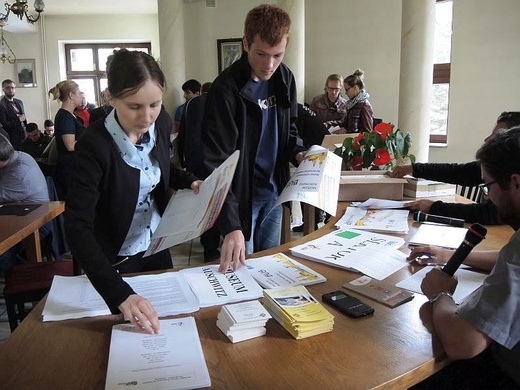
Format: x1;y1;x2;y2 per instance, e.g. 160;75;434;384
0;228;304;344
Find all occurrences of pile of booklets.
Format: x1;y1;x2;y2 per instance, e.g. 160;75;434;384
263;285;334;339
217;300;272;343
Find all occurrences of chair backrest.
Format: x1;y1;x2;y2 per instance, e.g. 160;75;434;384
457;185;483;203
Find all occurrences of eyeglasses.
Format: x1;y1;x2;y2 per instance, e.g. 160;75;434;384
326;87;341;92
345;86;353;92
479;180;497;196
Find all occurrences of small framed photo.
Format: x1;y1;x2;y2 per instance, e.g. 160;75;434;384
217;38;243;74
15;59;37;88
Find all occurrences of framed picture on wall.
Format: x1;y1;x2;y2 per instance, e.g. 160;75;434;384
217;38;243;74
15;59;37;88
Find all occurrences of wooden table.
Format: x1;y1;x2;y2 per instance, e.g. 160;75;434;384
0;201;65;263
0;199;513;389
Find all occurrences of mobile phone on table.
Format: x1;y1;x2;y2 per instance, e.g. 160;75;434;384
322;290;374;318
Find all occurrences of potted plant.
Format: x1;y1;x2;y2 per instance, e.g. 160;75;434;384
334;122;415;170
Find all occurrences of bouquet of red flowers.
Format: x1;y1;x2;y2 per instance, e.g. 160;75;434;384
334;122;415;171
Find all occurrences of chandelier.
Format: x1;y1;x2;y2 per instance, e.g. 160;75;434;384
0;0;45;25
0;27;16;64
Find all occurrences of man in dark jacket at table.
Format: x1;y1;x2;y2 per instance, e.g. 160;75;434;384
389;111;520;226
198;4;305;273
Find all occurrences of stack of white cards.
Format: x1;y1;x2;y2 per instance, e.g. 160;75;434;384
217;300;272;343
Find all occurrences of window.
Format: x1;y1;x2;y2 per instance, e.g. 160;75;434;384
65;43;151;106
429;0;453;144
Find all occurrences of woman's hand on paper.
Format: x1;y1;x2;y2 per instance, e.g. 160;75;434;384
219;230;246;273
119;294;160;335
404;199;434;213
407;245;453;265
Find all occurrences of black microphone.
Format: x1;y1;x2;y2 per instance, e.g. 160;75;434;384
413;211;465;228
442;223;487;276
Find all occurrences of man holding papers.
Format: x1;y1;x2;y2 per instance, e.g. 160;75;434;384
199;5;305;272
65;50;201;335
413;127;520;389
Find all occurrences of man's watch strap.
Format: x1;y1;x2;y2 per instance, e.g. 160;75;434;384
429;291;454;305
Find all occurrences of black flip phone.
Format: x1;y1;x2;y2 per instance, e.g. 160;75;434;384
322;290;374;318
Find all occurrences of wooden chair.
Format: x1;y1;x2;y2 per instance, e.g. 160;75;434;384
457;185;484;203
3;261;75;331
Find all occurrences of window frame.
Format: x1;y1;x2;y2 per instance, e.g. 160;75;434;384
430;0;453;145
65;42;151;105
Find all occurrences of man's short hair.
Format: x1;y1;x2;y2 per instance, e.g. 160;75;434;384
2;79;15;88
0;134;14;162
326;74;343;85
244;4;291;47
497;111;520;128
182;79;201;94
476;126;520;188
26;122;39;133
44;119;54;127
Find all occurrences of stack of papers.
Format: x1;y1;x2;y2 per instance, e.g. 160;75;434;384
408;224;467;249
290;229;407;280
245;253;326;288
336;207;410;234
179;265;263;307
262;285;334;339
216;300;272;343
105;317;211;389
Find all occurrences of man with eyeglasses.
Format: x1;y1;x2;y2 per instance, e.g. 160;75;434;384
309;74;347;129
410;127;520;390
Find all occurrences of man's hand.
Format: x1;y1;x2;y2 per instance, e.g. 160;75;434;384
420;268;458;298
119;294;160;334
295;151;306;165
219;229;246;272
388;165;413;178
405;199;434;213
190;180;203;194
407;245;454;265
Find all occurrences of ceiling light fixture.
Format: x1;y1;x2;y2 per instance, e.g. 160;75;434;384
0;27;16;64
0;0;45;25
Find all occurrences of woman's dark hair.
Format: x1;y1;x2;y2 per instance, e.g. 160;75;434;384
476;126;520;189
344;69;365;89
107;49;166;99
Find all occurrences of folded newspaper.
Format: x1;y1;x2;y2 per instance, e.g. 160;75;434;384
145;150;239;256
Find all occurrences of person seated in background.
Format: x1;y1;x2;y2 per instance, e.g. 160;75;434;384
74;92;96;128
309;74;347;130
0;134;50;272
389;111;520;226
410;127;520;390
20;122;51;159
89;88;113;124
340;69;373;134
43;119;55;137
173;79;201;134
201;81;212;94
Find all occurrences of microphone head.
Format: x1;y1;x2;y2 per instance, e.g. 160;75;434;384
465;223;487;246
413;211;423;222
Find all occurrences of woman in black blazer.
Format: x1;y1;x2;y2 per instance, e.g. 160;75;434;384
65;49;201;334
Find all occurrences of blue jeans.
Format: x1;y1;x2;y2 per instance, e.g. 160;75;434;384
245;196;282;255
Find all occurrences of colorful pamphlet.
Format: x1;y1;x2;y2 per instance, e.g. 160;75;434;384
336;207;410;234
245;252;326;288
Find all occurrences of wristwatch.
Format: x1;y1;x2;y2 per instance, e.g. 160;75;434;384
429;292;454;305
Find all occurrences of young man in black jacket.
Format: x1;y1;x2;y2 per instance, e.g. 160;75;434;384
199;4;305;272
390;111;520;225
